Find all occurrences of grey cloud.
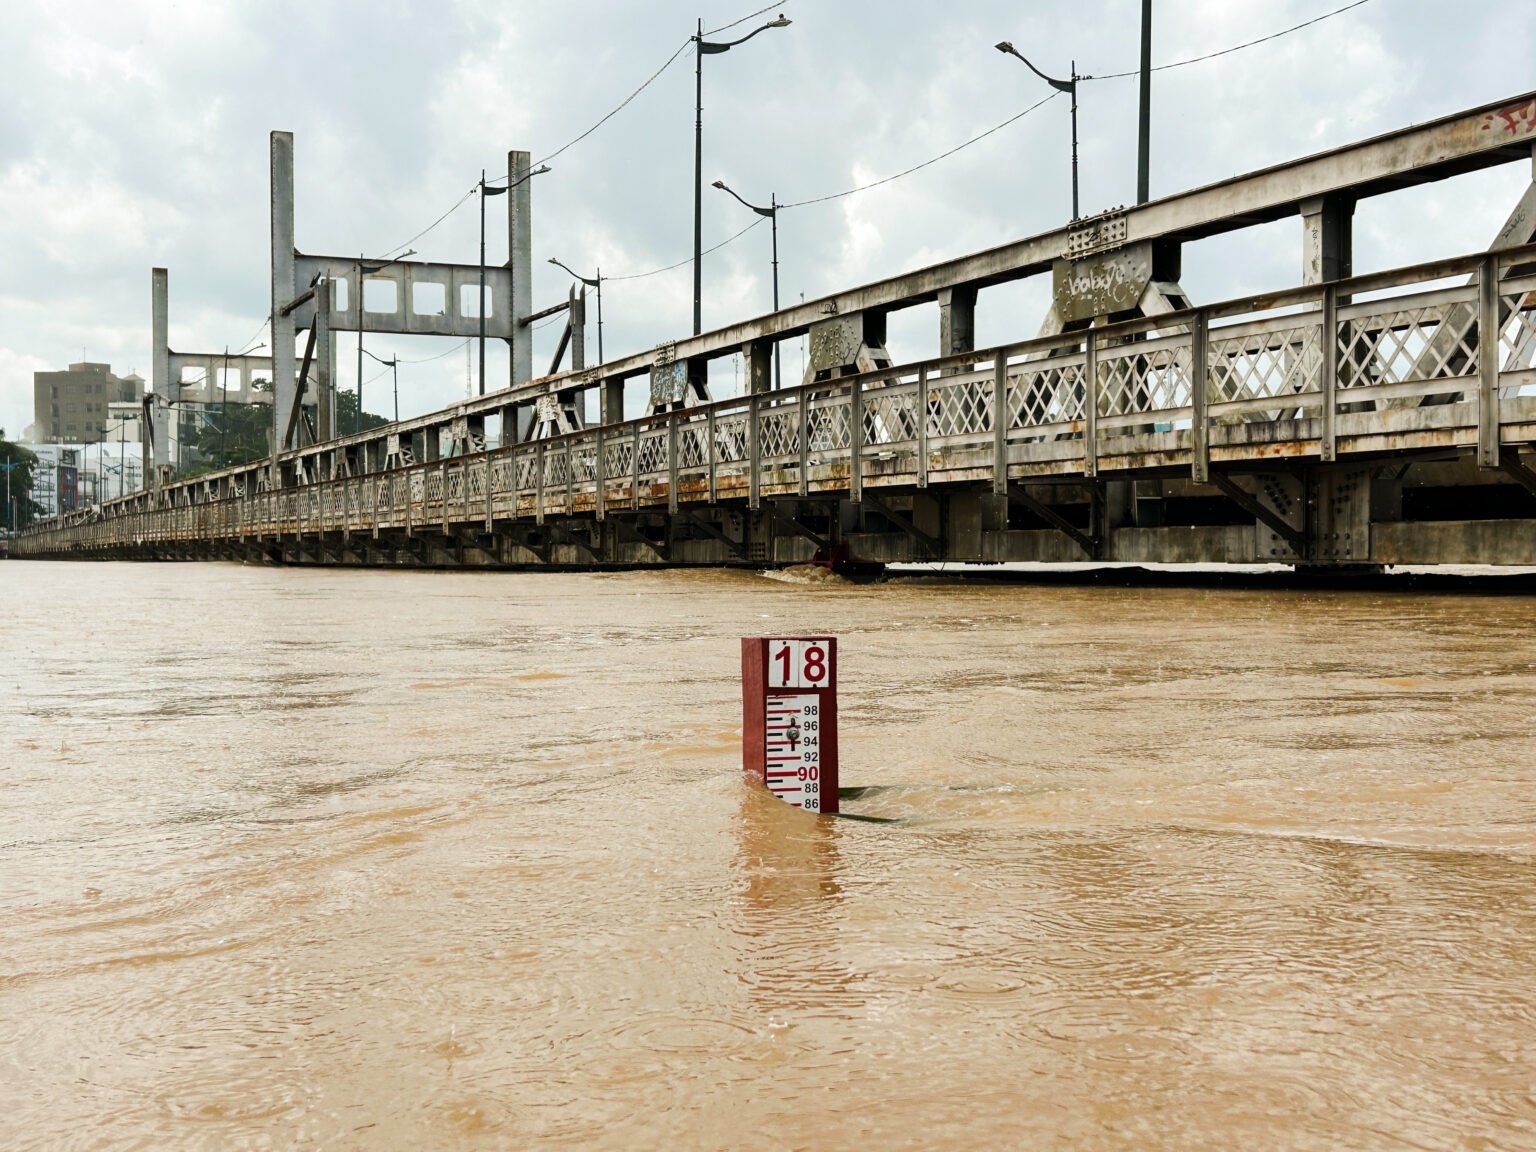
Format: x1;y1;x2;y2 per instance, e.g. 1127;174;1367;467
2;0;1533;434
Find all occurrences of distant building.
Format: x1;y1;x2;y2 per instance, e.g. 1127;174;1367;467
31;363;145;444
26;442;144;514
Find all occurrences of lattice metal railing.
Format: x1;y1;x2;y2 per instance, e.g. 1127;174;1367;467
1008;358;1085;431
1338;288;1480;390
807;394;852;452
1207;317;1322;408
927;374;992;439
25;246;1536;555
715;413;750;463
678;422;709;469
862;385;918;446
1496;274;1536;400
636;428;669;477
758;404;799;461
1097;335;1192;420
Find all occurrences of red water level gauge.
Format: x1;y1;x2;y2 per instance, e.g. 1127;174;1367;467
742;637;839;814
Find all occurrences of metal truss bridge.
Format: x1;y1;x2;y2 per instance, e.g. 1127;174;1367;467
15;91;1536;570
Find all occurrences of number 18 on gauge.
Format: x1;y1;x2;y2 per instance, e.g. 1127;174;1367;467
742;637;838;814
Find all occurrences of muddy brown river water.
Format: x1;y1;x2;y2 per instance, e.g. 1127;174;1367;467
2;561;1535;1150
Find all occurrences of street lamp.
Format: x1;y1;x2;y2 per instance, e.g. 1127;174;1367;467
96;418;134;501
692;13;791;336
363;347;401;422
1;456;17;534
354;250;416;434
547;258;604;365
996;40;1080;221
711;180;780;390
221;341;265;470
481;164;550;396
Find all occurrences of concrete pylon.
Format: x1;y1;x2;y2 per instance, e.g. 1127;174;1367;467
149;267;171;484
270;130;296;484
508;149;533;388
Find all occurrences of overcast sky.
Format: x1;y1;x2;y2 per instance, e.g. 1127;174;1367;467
3;0;1534;436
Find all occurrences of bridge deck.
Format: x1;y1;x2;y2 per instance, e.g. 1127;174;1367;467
17;246;1536;568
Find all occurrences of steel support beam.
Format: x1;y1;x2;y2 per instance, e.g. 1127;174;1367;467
862;494;942;555
1005;483;1097;558
767;504;831;554
1213;473;1307;556
1499;447;1536;497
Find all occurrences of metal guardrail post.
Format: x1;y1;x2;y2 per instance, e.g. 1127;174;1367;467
992;352;1008;495
508;443;518;521
849;376;863;503
536;443;546;524
1084;330;1099;478
798;388;809;497
707;405;717;503
595;425;606;521
1191;309;1210;482
630;422;641;511
565;440;574;515
916;365;929;489
667;411;679;514
484;458;494;531
748;393;761;510
1478;253;1501;468
1320;286;1338;463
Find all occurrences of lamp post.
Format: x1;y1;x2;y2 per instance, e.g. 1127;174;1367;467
711;180;780;390
996;40;1080;221
218;341;265;469
363;347;401;422
1;456;15;534
692;13;791;336
1138;0;1152;204
481;164;549;396
547;258;604;365
354;250;416;433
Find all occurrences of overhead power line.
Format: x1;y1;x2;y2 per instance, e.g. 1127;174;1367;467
396;338;472;365
382;186;478;260
1087;0;1374;80
706;1;788;36
781;91;1059;209
373;0;1376;297
527;40;692;170
372;0;795;255
605;218;766;282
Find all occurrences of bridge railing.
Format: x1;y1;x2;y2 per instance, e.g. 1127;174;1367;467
15;244;1536;554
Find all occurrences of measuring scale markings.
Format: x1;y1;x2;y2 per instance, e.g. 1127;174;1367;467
765;694;822;812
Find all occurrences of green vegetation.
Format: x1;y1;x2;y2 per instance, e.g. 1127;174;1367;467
334;388;391;437
0;429;42;531
183;385;389;478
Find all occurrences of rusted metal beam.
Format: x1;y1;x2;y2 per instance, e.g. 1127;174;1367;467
608;515;669;561
1005;483;1097;558
281;320;320;450
1499;448;1536;497
766;504;831;554
521;298;572;327
547;320;572;378
1213;474;1307;555
544;520;598;560
862;494;942;555
676;508;747;557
